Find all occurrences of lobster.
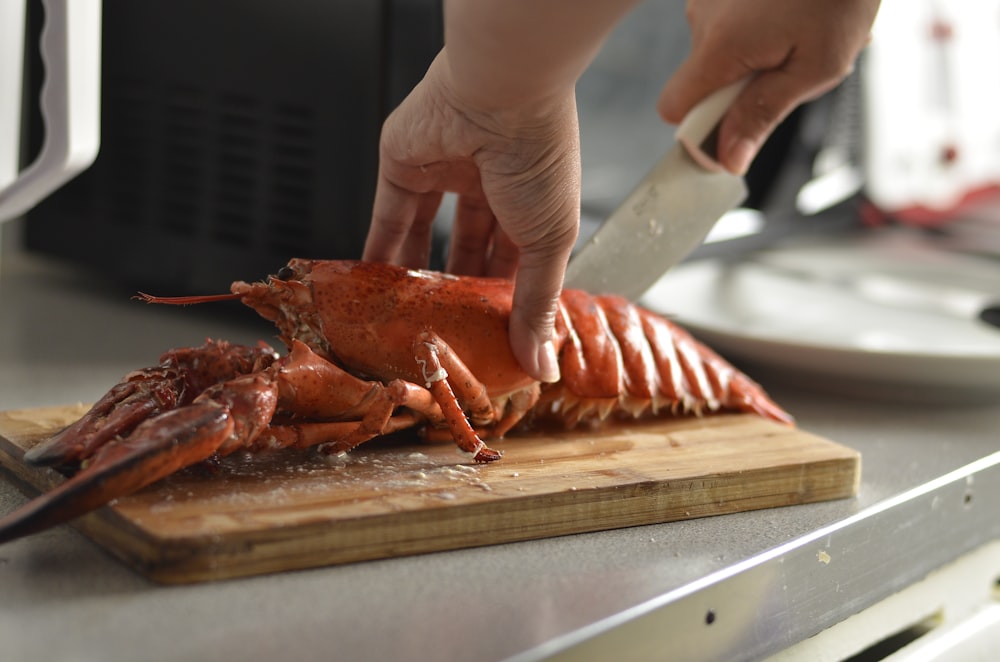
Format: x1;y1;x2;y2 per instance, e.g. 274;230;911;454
0;259;792;544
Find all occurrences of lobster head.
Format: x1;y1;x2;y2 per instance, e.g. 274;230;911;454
228;259;532;392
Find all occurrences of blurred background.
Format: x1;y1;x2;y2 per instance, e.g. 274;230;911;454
6;0;999;286
0;0;836;289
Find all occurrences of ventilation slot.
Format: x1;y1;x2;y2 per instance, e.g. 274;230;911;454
161;85;208;237
82;77;144;227
267;104;317;255
215;94;263;247
841;612;941;661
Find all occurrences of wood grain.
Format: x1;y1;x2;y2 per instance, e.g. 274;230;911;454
0;405;859;584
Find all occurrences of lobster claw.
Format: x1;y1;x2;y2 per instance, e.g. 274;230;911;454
24;340;278;469
0;403;234;544
24;340;277;467
0;368;281;545
24;377;179;468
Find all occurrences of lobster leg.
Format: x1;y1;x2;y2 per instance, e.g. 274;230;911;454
492;384;541;438
271;340;444;423
261;411;424;454
412;334;503;463
256;339;448;454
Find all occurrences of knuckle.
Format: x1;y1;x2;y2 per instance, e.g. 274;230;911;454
741;94;784;134
811;56;856;88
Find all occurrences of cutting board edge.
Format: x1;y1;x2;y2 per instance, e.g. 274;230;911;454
0;406;861;584
118;454;859;584
1;454;861;586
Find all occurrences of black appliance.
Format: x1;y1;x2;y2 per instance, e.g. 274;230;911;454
22;0;441;293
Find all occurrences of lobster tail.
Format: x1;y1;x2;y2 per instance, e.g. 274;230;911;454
546;291;792;426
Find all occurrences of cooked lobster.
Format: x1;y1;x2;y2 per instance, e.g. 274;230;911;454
0;259;791;543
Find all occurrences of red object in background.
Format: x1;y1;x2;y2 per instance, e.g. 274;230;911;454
861;185;1000;228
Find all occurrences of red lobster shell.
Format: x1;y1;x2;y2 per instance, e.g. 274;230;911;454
0;259;790;543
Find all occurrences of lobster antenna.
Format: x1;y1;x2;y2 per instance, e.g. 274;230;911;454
134;292;244;305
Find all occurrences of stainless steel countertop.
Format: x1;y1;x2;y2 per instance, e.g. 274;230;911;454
1;248;998;662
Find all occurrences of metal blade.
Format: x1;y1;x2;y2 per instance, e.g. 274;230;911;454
564;144;746;300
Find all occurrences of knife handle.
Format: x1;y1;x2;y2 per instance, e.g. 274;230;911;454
675;78;749;173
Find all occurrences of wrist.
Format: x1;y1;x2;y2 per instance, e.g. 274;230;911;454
441;0;637;119
441;48;574;119
432;49;575;136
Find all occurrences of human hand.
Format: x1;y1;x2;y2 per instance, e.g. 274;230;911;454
362;52;581;383
659;0;881;175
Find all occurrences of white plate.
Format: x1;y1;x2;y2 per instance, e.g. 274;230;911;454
640;228;1000;402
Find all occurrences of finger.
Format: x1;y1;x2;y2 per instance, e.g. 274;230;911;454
395;191;444;268
716;61;850;175
657;52;750;126
363;173;420;264
485;225;519;280
366;158;478;266
446;190;496;276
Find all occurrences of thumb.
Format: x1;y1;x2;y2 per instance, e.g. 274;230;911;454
507;241;574;384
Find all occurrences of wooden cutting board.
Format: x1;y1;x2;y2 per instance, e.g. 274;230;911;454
0;405;859;584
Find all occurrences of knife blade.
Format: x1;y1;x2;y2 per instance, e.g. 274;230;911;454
564;79;749;300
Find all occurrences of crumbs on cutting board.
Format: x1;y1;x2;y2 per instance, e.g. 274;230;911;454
140;443;498;510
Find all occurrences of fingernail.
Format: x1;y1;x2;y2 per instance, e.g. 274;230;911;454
537;341;560;383
726;137;757;176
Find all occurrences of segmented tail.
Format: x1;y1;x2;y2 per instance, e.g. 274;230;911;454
540;291;792;426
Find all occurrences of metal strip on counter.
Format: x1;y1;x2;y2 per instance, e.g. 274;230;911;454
512;450;1000;662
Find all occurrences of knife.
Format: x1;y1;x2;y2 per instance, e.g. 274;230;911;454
564;79;749;300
